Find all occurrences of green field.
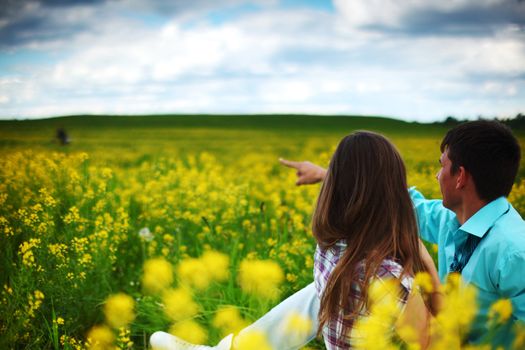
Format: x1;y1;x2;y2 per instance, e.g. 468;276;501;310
1;115;524;349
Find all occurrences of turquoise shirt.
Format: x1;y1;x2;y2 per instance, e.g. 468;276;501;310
410;188;525;341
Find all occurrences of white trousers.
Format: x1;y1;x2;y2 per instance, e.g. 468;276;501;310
239;282;319;350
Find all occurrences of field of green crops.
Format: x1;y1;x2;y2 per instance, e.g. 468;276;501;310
1;115;524;349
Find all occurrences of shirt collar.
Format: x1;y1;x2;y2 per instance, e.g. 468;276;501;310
459;197;510;238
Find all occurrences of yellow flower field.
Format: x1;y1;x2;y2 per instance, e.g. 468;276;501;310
1;116;524;349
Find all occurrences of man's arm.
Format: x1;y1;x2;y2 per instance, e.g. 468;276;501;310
409;188;455;245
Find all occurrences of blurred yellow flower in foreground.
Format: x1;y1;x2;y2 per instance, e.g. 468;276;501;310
212;305;249;336
104;293;135;329
169;319;208;344
177;258;212;290
353;279;403;350
238;259;284;300
488;298;512;324
142;257;174;294
177;251;230;290
233;330;273;350
430;273;477;349
414;272;434;293
514;323;525;349
162;288;199;322
202;250;230;282
283;312;313;344
86;325;114;350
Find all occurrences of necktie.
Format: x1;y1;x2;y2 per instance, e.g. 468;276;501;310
449;234;482;274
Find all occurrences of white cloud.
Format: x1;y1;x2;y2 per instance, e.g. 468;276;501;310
333;0;511;28
258;80;314;103
0;0;524;120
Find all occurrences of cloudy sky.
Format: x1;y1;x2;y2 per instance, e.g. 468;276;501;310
0;0;524;121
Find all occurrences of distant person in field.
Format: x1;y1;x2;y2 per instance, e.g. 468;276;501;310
151;120;525;349
56;127;70;145
151;132;440;349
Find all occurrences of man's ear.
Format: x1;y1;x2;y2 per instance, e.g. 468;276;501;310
455;166;468;189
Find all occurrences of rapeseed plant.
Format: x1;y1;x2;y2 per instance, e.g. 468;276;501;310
201;250;230;282
103;293;135;329
284;312;314;345
429;274;477;349
238;259;284;300
169;319;208;344
234;330;273;350
414;272;434;293
142;257;174;294
177;257;213;290
488;298;513;325
353;279;404;350
1;129;523;349
162;287;200;322
212;305;249;336
86;325;114;350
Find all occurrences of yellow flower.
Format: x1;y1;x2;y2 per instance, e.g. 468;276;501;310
201;250;230;282
19;239;42;269
233;330;273;350
177;251;229;290
514;322;525;349
162;288;199;322
353;279;403;350
142;257;174;294
238;259;284;300
212;306;249;336
63;206;81;224
104;293;135;329
414;272;434;293
283;312;313;344
34;290;45;300
177;257;212;290
86;325;114;350
368;278;400;307
117;327;134;348
169;319;208;344
163;234;175;243
286;273;297;283
430;273;478;349
488;298;513;324
395;324;418;348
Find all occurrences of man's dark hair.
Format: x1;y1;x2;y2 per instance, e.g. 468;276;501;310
440;120;521;201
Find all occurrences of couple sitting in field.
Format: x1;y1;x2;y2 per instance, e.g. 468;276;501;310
151;120;525;349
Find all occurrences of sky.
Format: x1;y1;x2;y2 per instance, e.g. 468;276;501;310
0;0;524;122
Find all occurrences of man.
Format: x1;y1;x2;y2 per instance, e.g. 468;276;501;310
151;120;525;349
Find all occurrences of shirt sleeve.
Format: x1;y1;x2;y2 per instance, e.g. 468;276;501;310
497;251;525;321
409;187;455;244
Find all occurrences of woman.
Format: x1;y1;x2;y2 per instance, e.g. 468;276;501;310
312;131;436;349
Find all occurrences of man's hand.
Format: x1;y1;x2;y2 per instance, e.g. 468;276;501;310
279;158;327;186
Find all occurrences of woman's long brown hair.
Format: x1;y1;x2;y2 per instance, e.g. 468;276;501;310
312;131;428;340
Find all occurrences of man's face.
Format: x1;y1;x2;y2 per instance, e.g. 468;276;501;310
436;149;460;210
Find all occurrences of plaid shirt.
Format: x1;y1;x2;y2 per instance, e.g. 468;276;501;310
314;241;413;349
